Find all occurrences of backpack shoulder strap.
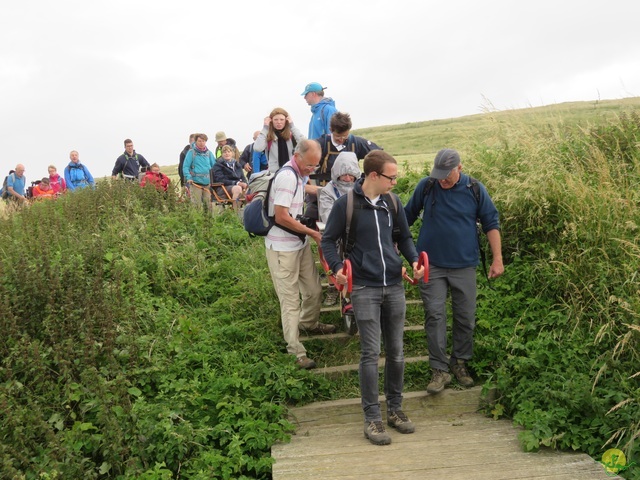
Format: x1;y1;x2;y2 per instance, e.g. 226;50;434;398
422;177;437;199
467;177;481;204
269;166;305;241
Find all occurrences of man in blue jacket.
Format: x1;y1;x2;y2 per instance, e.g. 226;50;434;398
301;82;338;140
321;150;424;446
64;151;95;191
404;149;504;395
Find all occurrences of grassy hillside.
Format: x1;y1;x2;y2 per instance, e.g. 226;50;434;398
357;96;640;172
1;98;639;479
161;97;640;181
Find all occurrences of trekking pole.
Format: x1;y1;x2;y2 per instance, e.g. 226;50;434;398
403;251;429;285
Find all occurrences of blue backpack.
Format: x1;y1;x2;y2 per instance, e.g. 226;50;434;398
243;166;299;237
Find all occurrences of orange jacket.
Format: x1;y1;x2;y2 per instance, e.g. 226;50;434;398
32;185;56;199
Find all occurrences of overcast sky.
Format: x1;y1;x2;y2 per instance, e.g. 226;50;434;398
2;1;639;180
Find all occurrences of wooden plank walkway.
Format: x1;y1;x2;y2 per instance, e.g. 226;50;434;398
272;387;619;480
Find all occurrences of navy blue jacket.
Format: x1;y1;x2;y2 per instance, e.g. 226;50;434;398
211;160;246;186
404;173;500;268
321;178;418;287
112;151;150;178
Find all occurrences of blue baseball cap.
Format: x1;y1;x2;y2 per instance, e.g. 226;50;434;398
301;82;326;95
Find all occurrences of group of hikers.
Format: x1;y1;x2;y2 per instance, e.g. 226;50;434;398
0;138;171;209
4;81;505;447
243;82;505;447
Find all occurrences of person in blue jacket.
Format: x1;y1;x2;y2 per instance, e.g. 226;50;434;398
4;165;27;207
321;150;424;446
64;151;95;191
301;82;338;140
182;133;216;213
404;148;504;395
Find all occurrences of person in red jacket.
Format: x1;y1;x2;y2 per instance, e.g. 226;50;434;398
140;163;170;192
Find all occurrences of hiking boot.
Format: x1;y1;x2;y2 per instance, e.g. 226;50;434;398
323;285;340;306
295;356;316;370
427;369;451;394
451;359;474;387
364;421;392;445
387;410;415;434
302;322;337;335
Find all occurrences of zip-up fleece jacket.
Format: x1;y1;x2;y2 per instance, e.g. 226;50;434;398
321;178;418;287
404;173;500;268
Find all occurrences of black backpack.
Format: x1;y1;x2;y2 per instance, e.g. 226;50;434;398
1;172;17;200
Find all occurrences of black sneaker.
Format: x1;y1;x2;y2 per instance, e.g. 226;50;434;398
427;369;451;394
451;359;474;387
387;410;415;434
364;421;392;445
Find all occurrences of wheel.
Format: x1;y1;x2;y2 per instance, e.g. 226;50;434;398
342;303;358;335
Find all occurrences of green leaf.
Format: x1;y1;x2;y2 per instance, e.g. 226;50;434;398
128;387;142;397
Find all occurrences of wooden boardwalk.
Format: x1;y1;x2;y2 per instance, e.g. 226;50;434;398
272;387;619;480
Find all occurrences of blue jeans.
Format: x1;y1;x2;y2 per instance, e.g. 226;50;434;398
419;266;476;371
350;282;406;422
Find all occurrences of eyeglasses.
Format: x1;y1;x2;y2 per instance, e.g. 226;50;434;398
379;172;398;182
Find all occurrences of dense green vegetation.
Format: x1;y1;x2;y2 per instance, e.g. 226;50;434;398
1;98;639;479
0;185;331;478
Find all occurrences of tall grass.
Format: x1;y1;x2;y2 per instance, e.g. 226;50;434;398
464;111;640;467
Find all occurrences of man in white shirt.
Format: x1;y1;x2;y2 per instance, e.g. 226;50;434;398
265;139;336;369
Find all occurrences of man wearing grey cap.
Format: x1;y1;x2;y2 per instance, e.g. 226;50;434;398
301;82;338;140
404;149;504;394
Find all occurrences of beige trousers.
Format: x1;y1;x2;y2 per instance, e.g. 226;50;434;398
266;244;322;357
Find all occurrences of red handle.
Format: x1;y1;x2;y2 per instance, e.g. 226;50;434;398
318;248;352;293
341;259;352;293
404;251;429;285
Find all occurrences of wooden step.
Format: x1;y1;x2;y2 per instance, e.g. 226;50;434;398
321;298;422;314
313;355;430;376
300;324;423;342
272;387;621;480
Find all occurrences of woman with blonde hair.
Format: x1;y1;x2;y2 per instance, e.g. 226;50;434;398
253;107;305;172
